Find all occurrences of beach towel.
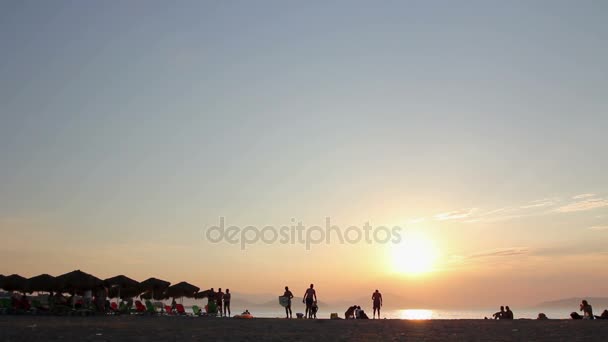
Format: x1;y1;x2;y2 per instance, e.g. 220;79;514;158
279;296;290;307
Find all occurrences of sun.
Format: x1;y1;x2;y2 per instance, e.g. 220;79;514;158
391;233;439;275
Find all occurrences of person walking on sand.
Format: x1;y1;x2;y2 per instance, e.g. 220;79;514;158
372;289;383;319
302;284;317;319
224;289;231;317
283;286;294;319
216;288;224;317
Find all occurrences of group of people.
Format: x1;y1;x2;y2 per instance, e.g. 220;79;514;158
206;288;231;317
281;284;318;319
280;285;383;320
490;305;514;320
570;299;608;320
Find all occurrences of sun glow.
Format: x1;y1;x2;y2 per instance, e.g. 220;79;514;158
391;233;439;275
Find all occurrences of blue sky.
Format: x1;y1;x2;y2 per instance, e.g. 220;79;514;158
1;1;607;304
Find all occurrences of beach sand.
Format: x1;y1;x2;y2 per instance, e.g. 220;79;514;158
1;316;607;341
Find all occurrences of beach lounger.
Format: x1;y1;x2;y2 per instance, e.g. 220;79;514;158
164;305;173;315
192;305;201;316
145;300;157;314
176;304;186;315
134;301;146;313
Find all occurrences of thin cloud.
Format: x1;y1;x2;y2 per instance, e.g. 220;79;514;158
554;198;608;213
468;247;529;259
572;193;596;199
434;208;477;221
588;226;608;231
520;199;557;209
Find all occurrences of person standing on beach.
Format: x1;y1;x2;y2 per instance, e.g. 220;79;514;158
283;286;294;319
216;288;224;317
372;289;383;319
302;284;317;319
223;289;231;317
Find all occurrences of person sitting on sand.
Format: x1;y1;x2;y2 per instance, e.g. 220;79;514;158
311;301;318;319
345;305;356;319
302;284;317;319
359;309;369;319
595;309;608;320
216;288;224;317
355;305;362;319
580;300;594;319
242;309;250;315
372;289;383;319
283;286;294;319
493;306;505;320
224;289;231;317
504;306;514;320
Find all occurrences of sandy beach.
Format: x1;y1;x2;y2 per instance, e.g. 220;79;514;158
1;316;607;341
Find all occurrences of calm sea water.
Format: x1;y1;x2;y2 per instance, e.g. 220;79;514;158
185;307;574;320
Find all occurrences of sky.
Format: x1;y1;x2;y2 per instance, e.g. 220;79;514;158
1;0;607;308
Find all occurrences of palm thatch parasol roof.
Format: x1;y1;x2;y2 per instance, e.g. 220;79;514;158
165;281;199;299
2;274;27;292
104;275;141;299
139;277;170;300
26;274;57;293
194;288;215;299
55;270;103;293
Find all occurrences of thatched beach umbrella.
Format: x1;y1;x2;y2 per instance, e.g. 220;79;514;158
56;270;103;293
166;281;199;300
104;275;140;299
194;288;215;300
2;274;27;293
140;277;170;300
26;274;57;293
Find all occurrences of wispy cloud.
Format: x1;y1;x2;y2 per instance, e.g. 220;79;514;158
468;247;529;259
553;198;608;213
572;193;596;200
588;225;608;231
434;208;477;221
519;198;557;209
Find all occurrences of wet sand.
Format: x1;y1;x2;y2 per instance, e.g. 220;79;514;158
1;316;608;341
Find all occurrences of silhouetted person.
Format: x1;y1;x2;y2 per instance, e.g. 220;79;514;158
372;289;383;318
345;305;356;319
216;288;224;317
580;300;594;319
595;309;608;320
493;306;505;319
224;289;231;317
302;284;317;319
504;306;514;319
283;286;294;318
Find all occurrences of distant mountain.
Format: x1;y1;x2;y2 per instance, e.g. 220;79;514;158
533;297;608;309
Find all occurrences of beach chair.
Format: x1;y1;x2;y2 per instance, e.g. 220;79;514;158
176;304;186;315
164;305;173;315
0;298;11;314
145;300;157;314
192;305;201;316
134;301;146;313
206;301;218;316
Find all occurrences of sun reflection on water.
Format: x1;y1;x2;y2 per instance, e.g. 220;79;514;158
399;309;433;320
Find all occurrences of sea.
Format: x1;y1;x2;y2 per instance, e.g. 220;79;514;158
184;307;575;320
